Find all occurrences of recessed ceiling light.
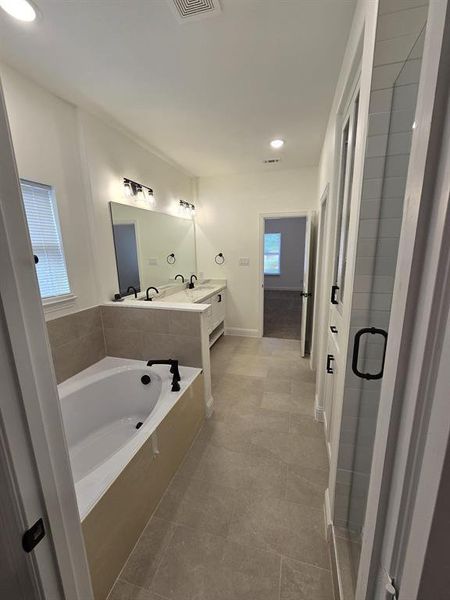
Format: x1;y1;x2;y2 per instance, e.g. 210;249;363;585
270;139;284;149
0;0;37;22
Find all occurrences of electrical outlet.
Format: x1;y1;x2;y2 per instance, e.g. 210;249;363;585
239;257;250;266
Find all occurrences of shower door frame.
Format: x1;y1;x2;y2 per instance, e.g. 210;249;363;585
356;1;450;597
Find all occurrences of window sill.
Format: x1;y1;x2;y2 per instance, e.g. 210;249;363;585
43;293;78;314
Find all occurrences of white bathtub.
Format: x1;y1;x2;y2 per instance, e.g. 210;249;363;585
58;356;202;520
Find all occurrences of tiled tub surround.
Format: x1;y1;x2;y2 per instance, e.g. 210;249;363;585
108;335;333;600
101;303;214;417
101;305;203;368
59;358;205;600
47;306;105;383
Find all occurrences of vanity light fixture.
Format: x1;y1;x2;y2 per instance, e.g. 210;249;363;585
179;200;196;218
0;0;37;22
270;139;284;149
123;178;154;201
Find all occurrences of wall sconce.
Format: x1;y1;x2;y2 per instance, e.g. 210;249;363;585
123;178;154;202
179;200;196;218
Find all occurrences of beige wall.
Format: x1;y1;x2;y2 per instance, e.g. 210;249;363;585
78;111;195;304
0;63;196;318
196;168;318;336
0;63;98;317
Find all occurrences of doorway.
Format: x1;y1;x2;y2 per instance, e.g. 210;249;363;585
260;214;313;352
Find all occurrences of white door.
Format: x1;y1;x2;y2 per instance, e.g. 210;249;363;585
323;79;360;434
300;215;313;357
0;77;93;599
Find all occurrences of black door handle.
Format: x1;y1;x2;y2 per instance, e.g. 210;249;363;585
326;354;334;374
331;285;339;304
352;327;388;380
218;294;222;303
330;326;338;333
34;255;39;264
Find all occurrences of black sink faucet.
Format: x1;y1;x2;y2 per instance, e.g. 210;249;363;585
127;286;138;298
175;274;185;283
147;359;181;392
146;286;159;301
188;275;198;289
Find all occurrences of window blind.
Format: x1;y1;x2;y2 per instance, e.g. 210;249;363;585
20;180;71;299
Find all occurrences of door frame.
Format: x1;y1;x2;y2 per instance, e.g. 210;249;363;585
311;185;329;419
258;211;313;347
0;77;93;598
356;2;450;597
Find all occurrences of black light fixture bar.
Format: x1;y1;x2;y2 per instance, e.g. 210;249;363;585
123;177;154;197
179;199;196;212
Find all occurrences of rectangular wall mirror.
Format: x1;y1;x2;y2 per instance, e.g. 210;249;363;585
110;202;197;295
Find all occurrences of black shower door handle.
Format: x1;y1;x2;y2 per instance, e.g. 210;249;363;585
352;327;388;380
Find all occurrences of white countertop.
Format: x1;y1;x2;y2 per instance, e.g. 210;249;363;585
103;279;226;312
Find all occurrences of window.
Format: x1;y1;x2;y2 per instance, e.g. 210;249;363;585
264;232;281;275
21;180;71;300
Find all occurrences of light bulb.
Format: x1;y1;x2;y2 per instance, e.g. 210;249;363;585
0;0;37;22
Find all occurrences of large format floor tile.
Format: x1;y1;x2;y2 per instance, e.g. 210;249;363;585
152;525;281;600
109;335;332;600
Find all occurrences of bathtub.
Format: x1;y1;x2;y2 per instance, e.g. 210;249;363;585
58;356;202;520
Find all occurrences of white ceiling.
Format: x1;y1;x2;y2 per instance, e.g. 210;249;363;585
0;0;356;176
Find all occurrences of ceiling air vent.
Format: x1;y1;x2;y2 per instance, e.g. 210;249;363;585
264;158;281;164
170;0;222;22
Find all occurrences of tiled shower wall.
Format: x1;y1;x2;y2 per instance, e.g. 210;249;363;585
334;0;429;531
47;305;202;383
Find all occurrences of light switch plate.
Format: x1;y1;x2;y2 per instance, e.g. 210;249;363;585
239;257;250;266
148;258;158;265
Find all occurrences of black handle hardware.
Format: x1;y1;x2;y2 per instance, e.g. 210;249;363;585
326;354;335;374
331;285;339;304
352;327;388;380
300;291;312;298
22;518;45;553
218;294;222;303
33;255;39;264
330;326;338;333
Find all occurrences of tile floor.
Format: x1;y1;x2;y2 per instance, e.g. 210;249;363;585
263;291;302;340
108;335;332;600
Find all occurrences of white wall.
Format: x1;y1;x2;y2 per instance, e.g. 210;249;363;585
264;217;306;290
0;63;195;315
0;63;98;317
78;111;195;304
196;168;317;336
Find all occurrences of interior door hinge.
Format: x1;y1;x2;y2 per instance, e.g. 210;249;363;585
385;576;399;600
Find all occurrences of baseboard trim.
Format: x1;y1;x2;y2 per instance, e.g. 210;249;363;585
264;287;302;292
205;394;214;419
315;393;324;422
224;327;260;338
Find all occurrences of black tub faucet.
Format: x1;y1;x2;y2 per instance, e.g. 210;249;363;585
188;275;198;289
147;359;181;392
175;274;185;283
127;286;138;298
146;286;159;301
